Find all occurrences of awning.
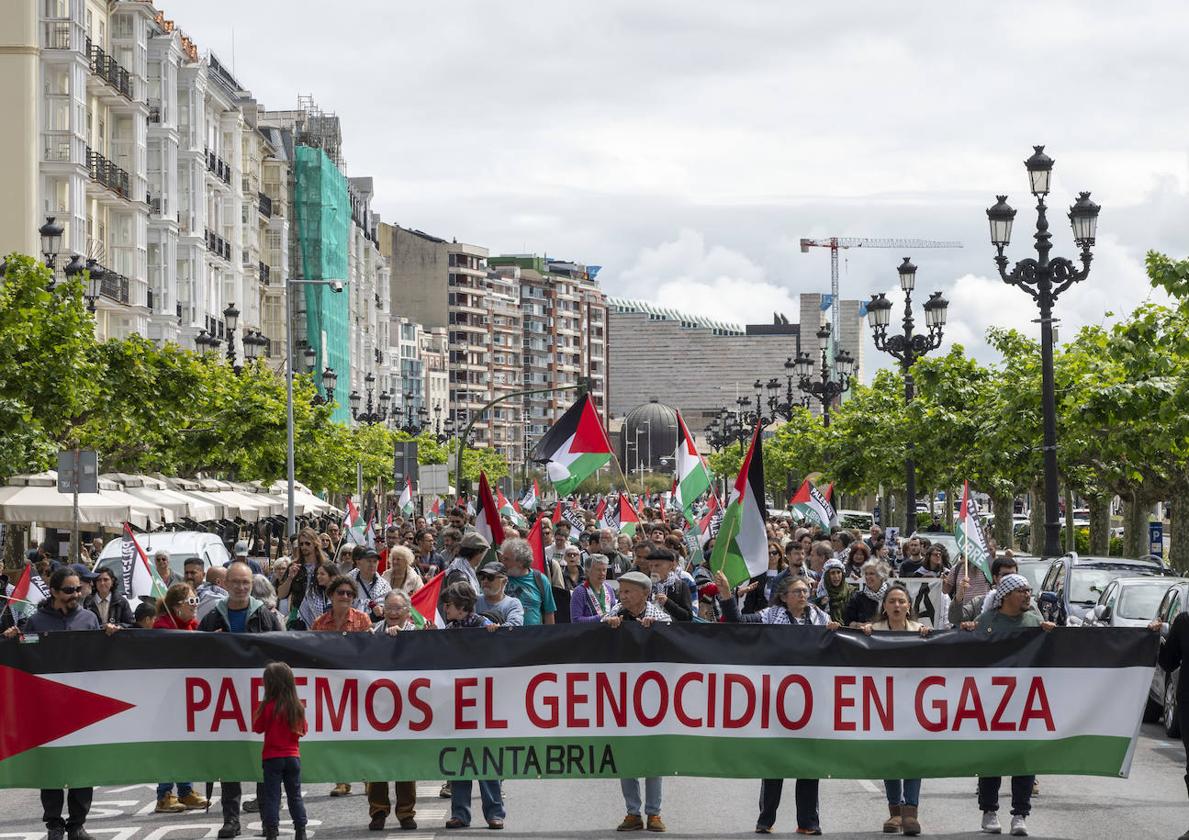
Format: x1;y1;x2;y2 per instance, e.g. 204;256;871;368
0;482;142;529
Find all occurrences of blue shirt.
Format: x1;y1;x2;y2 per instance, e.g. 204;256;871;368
503;570;556;625
226;607;248;633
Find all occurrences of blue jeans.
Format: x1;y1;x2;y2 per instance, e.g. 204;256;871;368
450;779;504;825
260;757;307;830
884;778;921;807
620;777;662;817
156;782;193;799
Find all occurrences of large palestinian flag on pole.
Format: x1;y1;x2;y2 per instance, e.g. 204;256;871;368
956;480;993;583
398;479;415;516
708;422;768;588
474;472;504;548
674;411;711;516
531;393;613;496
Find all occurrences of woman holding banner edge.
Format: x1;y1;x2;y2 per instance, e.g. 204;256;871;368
714;570;836;835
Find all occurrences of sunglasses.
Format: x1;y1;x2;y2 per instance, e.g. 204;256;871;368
183;597;199;606
334;588;355;597
56;585;83;595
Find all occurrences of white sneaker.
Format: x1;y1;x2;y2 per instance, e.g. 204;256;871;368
981;811;1002;833
1010;815;1028;836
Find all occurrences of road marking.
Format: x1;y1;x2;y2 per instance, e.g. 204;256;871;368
141;825;220;840
858;779;881;794
106;784;159;793
88;800;142;819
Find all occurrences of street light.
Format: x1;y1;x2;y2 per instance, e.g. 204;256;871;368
795;322;852;426
351;372;389;425
988;145;1100;558
867;256;950;532
223;302;240;371
83;258;106;312
39;216;64;270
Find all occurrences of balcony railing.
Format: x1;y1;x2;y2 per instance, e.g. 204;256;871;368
86;146;130;198
259;262;271;285
85;37;133;100
43;23;72;50
204;148;231;184
258;192;272;218
205;229;231;261
148;101;161;124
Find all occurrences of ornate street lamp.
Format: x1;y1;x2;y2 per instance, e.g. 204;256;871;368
351;372;389;425
867;257;950;532
795;322;853;426
39;216;64;271
988;145;1100;558
223;302;240;371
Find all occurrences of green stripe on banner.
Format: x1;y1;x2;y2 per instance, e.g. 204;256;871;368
0;734;1133;789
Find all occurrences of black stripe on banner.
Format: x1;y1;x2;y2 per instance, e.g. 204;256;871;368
0;625;1158;676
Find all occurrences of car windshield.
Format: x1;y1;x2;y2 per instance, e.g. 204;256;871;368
1116;583;1172;620
1070;568;1157;604
1014;562;1048;591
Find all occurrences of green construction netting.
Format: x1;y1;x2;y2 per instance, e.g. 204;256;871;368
294;145;350;424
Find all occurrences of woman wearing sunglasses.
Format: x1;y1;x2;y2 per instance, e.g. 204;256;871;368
152;582;209;813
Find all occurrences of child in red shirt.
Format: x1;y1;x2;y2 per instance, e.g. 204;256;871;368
252;662;308;840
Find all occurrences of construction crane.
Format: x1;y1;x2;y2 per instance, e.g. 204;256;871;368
799;237;963;354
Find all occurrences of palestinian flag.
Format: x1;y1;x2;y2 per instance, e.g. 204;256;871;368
531;393;613;496
399;479;415;516
594;497;607;526
790;479;834;530
618;494;640;537
427;497;442;523
344;496;365;543
674;411;712;515
410;570;445;628
124;523;169;603
956;480;993;583
697;493;722;549
824;483;840;526
4;564;46;626
526;517;547;574
551;502;564;525
709;423;768;588
474;472;504;548
498;489;527;527
363;515;376;550
521;479;539;512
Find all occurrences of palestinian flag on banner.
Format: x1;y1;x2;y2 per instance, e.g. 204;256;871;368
697;493;722;549
531;393;613;496
474;472;504;548
123;523;169;603
526;517;547;574
618;494;640;537
521;479;539;512
790;479;834;530
709;423;768;588
398;479;415;516
956;480;993;583
561;505;586;540
4;564;46;626
410;570;445;628
674;410;712;515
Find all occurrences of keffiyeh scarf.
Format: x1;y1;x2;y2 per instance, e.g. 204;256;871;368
859;579;890;604
985;573;1030;612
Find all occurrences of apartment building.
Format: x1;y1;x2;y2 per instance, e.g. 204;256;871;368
487;255;609;440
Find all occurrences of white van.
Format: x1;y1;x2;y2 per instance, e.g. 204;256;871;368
96;531;232;596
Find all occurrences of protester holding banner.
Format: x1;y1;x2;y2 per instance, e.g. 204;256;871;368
475;562;524;627
844;560;891;628
715;569;838;629
20;567;101;840
84;566;134;630
650;547;694;623
571;554;616;623
604;570;671;832
949;557;1037;628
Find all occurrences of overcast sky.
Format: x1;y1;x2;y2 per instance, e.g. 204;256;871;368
170;0;1187;374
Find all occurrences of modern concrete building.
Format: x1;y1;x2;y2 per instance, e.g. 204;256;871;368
606;294;864;438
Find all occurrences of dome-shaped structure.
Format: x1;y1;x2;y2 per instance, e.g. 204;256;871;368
620;399;679;474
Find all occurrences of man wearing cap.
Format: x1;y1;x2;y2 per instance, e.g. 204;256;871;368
475;562;524;627
232;540;263;575
66;563;98;603
445;532;490;596
603;570;671;832
349;549;391;621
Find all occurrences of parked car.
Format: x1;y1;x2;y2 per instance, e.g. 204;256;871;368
1037;554;1176;626
1149;580;1189;736
1085;576;1186;628
837;509;874;530
96;530;232;597
1012;557;1050;592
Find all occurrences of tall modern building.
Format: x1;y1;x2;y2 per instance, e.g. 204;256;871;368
606;294;864;438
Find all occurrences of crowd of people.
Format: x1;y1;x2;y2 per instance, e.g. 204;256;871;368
0;500;1168;840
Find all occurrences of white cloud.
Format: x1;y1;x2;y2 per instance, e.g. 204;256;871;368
616;230;800;325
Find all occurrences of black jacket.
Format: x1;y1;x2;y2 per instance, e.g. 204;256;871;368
658;577;693;622
23;599;101;633
842;590;880;626
197;596;282;633
1159;611;1189;710
84;593;136;628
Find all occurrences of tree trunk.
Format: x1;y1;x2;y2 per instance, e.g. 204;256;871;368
991;491;1014;551
945;487;955;530
1087;494;1111;555
1168;496;1188;573
1064;485;1076;553
1123;492;1150;560
1028;482;1045;555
